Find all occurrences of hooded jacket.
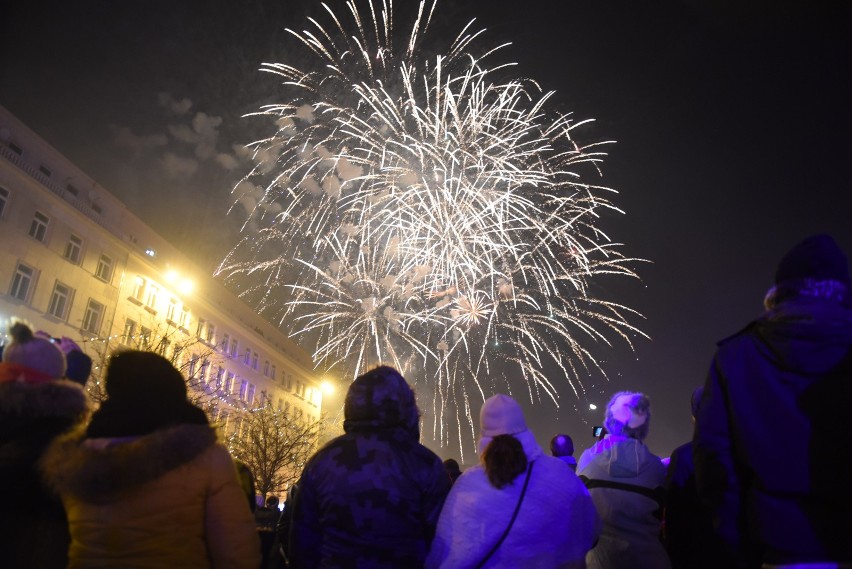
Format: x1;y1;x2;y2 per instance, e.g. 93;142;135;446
694;298;852;566
577;435;670;569
40;424;260;569
289;368;450;569
0;377;88;569
426;429;599;569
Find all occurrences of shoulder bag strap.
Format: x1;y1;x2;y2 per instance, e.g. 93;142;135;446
474;459;536;569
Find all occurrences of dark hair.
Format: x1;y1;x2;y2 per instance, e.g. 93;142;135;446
482;434;527;489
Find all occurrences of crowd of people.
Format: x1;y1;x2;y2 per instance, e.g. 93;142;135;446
1;233;851;569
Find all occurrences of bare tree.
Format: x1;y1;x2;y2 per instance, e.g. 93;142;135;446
82;320;225;409
225;403;324;499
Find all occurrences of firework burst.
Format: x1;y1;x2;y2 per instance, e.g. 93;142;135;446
219;0;646;456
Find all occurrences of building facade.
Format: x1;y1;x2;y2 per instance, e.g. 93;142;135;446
0;105;322;428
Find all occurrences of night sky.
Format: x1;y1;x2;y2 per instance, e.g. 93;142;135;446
3;0;851;460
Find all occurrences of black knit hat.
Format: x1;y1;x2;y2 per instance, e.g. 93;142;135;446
775;234;851;286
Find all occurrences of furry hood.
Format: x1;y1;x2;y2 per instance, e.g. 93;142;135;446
0;379;88;426
41;424;217;504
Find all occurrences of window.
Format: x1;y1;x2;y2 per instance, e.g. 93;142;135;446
263;360;270;376
10;263;35;301
140;327;152;348
0;186;8;217
196;318;206;338
38;165;52;177
215;367;225;389
8;142;22;155
244;348;251;365
205;323;216;345
146;284;159;309
64;235;82;264
158;338;170;357
82;299;105;334
221;333;230;353
166;297;177;322
66;183;79;197
47;281;72;319
252;351;259;370
95;254;113;282
247;384;256;405
199;360;209;383
188;355;199;378
132;276;145;300
29;211;49;242
178;305;189;328
122;318;137;345
224;372;235;395
229;338;238;357
271;365;276;380
239;379;248;401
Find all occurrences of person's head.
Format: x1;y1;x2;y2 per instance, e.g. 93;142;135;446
343;365;420;438
86;350;208;437
479;394;529;488
265;495;279;509
1;320;66;384
764;234;851;310
604;391;651;441
550;433;575;457
690;386;704;420
443;458;461;474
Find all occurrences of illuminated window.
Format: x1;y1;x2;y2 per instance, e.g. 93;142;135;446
140;327;152;348
29;211;49;242
10;263;35;301
47;281;73;319
95;254;113;282
196;318;206;338
64;235;83;264
146;284;159;309
0;186;8;217
166;297;177;322
178;305;189;328
82;299;105;334
205;323;216;345
132;276;145;300
122;318;137;345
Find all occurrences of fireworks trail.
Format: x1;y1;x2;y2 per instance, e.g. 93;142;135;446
219;0;646;456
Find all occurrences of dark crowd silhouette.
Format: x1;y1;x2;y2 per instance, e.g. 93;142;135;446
1;233;851;569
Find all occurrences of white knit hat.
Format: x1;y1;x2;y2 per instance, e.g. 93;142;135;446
480;394;527;438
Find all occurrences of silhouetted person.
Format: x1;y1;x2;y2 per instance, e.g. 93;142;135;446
694;234;852;568
0;320;88;569
664;386;720;569
443;458;462;484
289;366;450;568
578;391;671;569
41;350;259;568
550;433;578;471
426;394;599;569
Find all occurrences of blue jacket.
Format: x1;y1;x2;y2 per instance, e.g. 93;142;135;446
694;298;852;566
289;371;450;569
